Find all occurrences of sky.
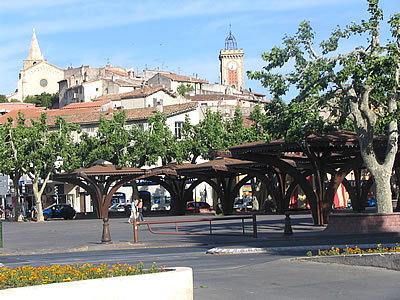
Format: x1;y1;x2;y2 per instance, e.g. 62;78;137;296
0;0;398;100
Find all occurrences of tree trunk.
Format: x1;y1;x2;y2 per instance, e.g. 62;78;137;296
31;173;51;222
130;181;140;201
32;181;45;222
372;169;393;213
12;176;23;222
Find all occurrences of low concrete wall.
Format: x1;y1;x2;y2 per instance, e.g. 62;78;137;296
0;267;193;300
325;213;400;233
302;253;400;271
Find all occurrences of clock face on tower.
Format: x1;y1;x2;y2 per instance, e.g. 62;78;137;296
227;61;237;71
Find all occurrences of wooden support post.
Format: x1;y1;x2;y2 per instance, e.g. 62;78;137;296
252;214;257;238
132;218;139;243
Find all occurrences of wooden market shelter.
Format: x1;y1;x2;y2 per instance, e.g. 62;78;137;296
52;130;398;242
52;162;149;243
225;130;395;225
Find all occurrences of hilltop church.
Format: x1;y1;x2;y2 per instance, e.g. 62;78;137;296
10;29;65;101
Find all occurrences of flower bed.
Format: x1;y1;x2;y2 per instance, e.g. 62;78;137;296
0;262;161;290
0;263;193;300
302;245;400;271
306;243;400;257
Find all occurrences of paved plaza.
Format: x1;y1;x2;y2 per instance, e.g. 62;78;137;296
1;213;399;255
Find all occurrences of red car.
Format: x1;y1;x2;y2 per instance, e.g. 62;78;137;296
186;201;213;212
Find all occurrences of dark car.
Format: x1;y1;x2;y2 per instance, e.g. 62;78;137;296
186;201;213;212
43;204;76;220
366;196;376;207
347;196;376;208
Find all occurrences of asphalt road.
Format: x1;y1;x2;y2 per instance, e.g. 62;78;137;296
1;246;399;300
1;214;399;299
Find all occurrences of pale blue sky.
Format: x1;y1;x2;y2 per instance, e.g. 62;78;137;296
0;0;398;100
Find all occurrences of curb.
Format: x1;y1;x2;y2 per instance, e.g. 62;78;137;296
0;242;211;256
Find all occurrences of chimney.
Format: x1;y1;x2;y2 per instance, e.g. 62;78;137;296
156;103;163;113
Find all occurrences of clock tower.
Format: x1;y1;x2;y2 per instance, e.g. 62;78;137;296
219;28;244;90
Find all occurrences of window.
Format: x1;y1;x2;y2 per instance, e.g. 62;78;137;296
175;121;184;139
40;79;48;87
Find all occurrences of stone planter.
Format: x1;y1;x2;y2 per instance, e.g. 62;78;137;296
301;253;400;271
0;267;193;300
325;213;400;234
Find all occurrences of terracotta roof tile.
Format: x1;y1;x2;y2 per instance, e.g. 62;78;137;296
61;100;111;110
0;103;37;112
0;102;198;128
93;85;174;101
186;94;238;101
105;68;127;77
160;72;209;84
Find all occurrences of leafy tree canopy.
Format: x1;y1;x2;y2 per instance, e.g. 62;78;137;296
177;84;194;96
0;95;7;103
24;92;59;108
248;0;400;213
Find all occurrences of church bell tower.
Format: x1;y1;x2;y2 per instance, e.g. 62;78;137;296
219;27;244;90
23;29;44;70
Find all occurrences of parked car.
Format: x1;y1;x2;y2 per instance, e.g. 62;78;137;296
234;197;252;211
347;196;376;208
366;196;376;207
43;204;76;220
108;203;126;212
124;203;132;213
186;201;213;212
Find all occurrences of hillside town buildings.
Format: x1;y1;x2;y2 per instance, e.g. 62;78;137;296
1;28;267;215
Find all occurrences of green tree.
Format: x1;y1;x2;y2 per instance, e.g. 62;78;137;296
22;114;80;222
181;110;229;163
0;114;30;221
24;92;59;108
225;107;247;146
180;115;203;164
84;111;131;168
0;95;8;103
248;0;400;213
247;104;270;142
177;84;194;96
144;112;182;166
259;97;329;142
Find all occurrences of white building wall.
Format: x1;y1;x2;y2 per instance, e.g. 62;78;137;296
120;91;182;110
83;81;104;102
118;86;135;93
17;62;64;101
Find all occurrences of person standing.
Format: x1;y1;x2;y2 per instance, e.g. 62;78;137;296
137;199;144;222
128;200;138;224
